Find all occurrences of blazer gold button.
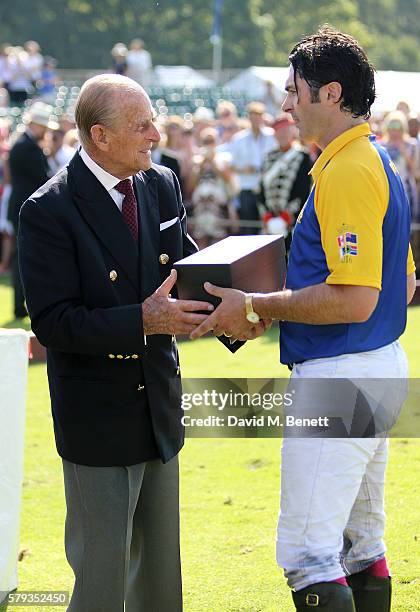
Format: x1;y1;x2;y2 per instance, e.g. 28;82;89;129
117;354;124;359
109;354;115;359
176;366;180;375
159;253;169;265
109;270;118;281
132;354;139;359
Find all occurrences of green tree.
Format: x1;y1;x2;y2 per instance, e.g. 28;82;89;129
0;0;418;71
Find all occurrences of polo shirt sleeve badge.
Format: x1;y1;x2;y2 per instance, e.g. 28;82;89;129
338;232;358;261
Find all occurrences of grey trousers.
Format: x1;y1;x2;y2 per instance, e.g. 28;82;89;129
62;456;182;612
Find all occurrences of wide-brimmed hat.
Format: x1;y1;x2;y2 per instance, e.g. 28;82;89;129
23;102;59;130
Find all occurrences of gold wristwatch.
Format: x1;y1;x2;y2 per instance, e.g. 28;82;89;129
245;294;260;324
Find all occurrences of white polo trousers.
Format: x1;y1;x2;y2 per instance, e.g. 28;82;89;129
276;341;408;591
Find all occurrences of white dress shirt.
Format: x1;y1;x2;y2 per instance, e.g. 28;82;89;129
227;127;276;191
79;148;133;212
126;49;152;86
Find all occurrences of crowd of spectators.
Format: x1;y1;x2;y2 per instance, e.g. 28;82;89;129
148;98;420;253
0;55;419;312
147;100;317;247
0;41;58;105
0;100;78;282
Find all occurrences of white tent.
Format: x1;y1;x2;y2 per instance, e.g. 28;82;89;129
373;71;420;113
226;66;289;97
226;66;420;113
154;65;215;88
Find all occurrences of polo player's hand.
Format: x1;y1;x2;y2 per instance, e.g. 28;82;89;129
190;282;271;340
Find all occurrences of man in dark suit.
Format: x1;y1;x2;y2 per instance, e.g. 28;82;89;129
18;75;218;612
8;102;53;317
151;141;182;188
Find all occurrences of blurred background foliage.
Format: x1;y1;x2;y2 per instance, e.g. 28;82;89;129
0;0;419;70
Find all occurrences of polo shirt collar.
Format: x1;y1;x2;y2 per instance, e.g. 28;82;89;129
309;122;371;182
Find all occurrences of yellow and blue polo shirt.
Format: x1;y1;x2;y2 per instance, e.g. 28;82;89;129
280;123;415;365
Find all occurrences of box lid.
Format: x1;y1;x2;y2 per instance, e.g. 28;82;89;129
175;235;283;266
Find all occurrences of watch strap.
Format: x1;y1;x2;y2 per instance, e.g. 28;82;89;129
245;294;255;316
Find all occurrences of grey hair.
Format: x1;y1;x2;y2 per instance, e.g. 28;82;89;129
75;73;146;148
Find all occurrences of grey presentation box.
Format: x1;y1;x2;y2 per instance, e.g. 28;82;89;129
174;235;286;307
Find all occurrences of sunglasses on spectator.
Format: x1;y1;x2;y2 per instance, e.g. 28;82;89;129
387;121;403;130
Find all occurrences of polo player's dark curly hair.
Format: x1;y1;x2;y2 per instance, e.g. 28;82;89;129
289;25;376;119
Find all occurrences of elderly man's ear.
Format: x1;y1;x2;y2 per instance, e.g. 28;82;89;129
90;124;110;151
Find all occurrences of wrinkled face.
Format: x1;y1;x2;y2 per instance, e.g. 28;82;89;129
102;91;160;175
282;65;325;143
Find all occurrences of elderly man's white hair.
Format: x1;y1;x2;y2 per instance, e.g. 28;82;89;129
75;73;148;148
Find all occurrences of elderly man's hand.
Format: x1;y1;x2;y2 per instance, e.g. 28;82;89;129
189;282;272;340
142;270;214;335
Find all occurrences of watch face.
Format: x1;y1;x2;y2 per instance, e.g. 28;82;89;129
246;312;260;324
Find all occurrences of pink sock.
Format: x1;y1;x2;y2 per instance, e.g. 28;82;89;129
363;557;390;578
330;577;348;586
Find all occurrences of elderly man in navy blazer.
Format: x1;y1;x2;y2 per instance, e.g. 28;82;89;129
18;74;221;612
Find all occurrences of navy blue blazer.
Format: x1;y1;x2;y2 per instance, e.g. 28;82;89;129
19;152;206;466
8;132;50;229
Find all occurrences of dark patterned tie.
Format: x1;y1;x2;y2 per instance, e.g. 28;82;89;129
115;179;138;242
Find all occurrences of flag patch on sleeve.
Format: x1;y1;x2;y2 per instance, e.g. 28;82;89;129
338;232;358;259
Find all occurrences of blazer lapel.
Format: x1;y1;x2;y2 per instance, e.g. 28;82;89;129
134;173;160;299
68;153;139;293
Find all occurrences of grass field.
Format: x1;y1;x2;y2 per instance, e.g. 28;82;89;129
1;275;419;611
